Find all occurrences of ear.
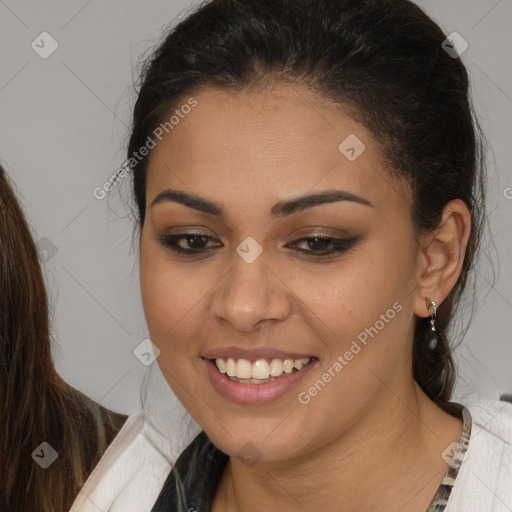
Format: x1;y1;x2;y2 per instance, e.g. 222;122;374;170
412;199;472;319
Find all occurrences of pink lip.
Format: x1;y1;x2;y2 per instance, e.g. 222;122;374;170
201;346;314;361
203;357;318;405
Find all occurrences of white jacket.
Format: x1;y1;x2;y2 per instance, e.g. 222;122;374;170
69;398;512;512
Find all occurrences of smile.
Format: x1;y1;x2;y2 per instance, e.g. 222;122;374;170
203;355;318;405
214;357;312;383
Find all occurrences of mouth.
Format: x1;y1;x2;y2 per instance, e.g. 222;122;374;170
211;356;317;384
201;354;319;405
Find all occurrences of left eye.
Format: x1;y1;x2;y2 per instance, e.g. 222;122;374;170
287;235;359;256
157;233;359;257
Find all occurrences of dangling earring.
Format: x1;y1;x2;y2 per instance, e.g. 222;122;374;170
425;298;438;350
425;297;437;332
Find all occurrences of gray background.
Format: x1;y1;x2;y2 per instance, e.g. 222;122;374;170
0;0;511;417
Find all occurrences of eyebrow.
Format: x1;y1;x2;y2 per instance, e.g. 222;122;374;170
150;188;373;217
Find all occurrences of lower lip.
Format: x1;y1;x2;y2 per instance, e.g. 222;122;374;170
203;358;317;405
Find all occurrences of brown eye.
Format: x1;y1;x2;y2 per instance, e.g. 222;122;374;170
286;235;360;257
157;233;221;254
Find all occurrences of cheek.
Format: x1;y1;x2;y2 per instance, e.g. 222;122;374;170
139;241;213;360
139;241;187;344
140;259;197;391
140;256;170;337
314;236;416;353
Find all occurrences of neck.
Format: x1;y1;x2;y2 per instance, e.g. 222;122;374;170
213;382;462;512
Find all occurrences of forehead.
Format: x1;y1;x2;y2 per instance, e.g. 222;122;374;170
145;84;409;217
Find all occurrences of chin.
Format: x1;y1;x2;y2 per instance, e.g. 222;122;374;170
200;415;312;464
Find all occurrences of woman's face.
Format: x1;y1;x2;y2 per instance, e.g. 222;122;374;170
140;83;425;462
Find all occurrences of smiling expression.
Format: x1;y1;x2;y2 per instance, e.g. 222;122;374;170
139;83;424;461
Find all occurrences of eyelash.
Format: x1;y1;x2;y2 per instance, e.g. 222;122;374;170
157;232;359;259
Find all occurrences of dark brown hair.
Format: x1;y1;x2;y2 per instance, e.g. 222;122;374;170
0;164;126;511
126;0;486;410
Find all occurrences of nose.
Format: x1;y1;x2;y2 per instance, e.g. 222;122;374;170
210;249;292;332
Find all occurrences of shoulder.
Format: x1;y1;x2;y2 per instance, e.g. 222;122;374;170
446;398;512;511
69;411;175;512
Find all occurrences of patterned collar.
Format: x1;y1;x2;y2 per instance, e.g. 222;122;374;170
150;402;471;512
427;402;472;511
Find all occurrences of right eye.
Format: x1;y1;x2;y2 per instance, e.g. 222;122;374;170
157;232;222;255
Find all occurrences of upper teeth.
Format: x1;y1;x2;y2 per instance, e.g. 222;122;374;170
215;357;311;380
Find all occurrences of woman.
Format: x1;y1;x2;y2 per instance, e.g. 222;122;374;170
70;0;512;510
0;164;127;511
